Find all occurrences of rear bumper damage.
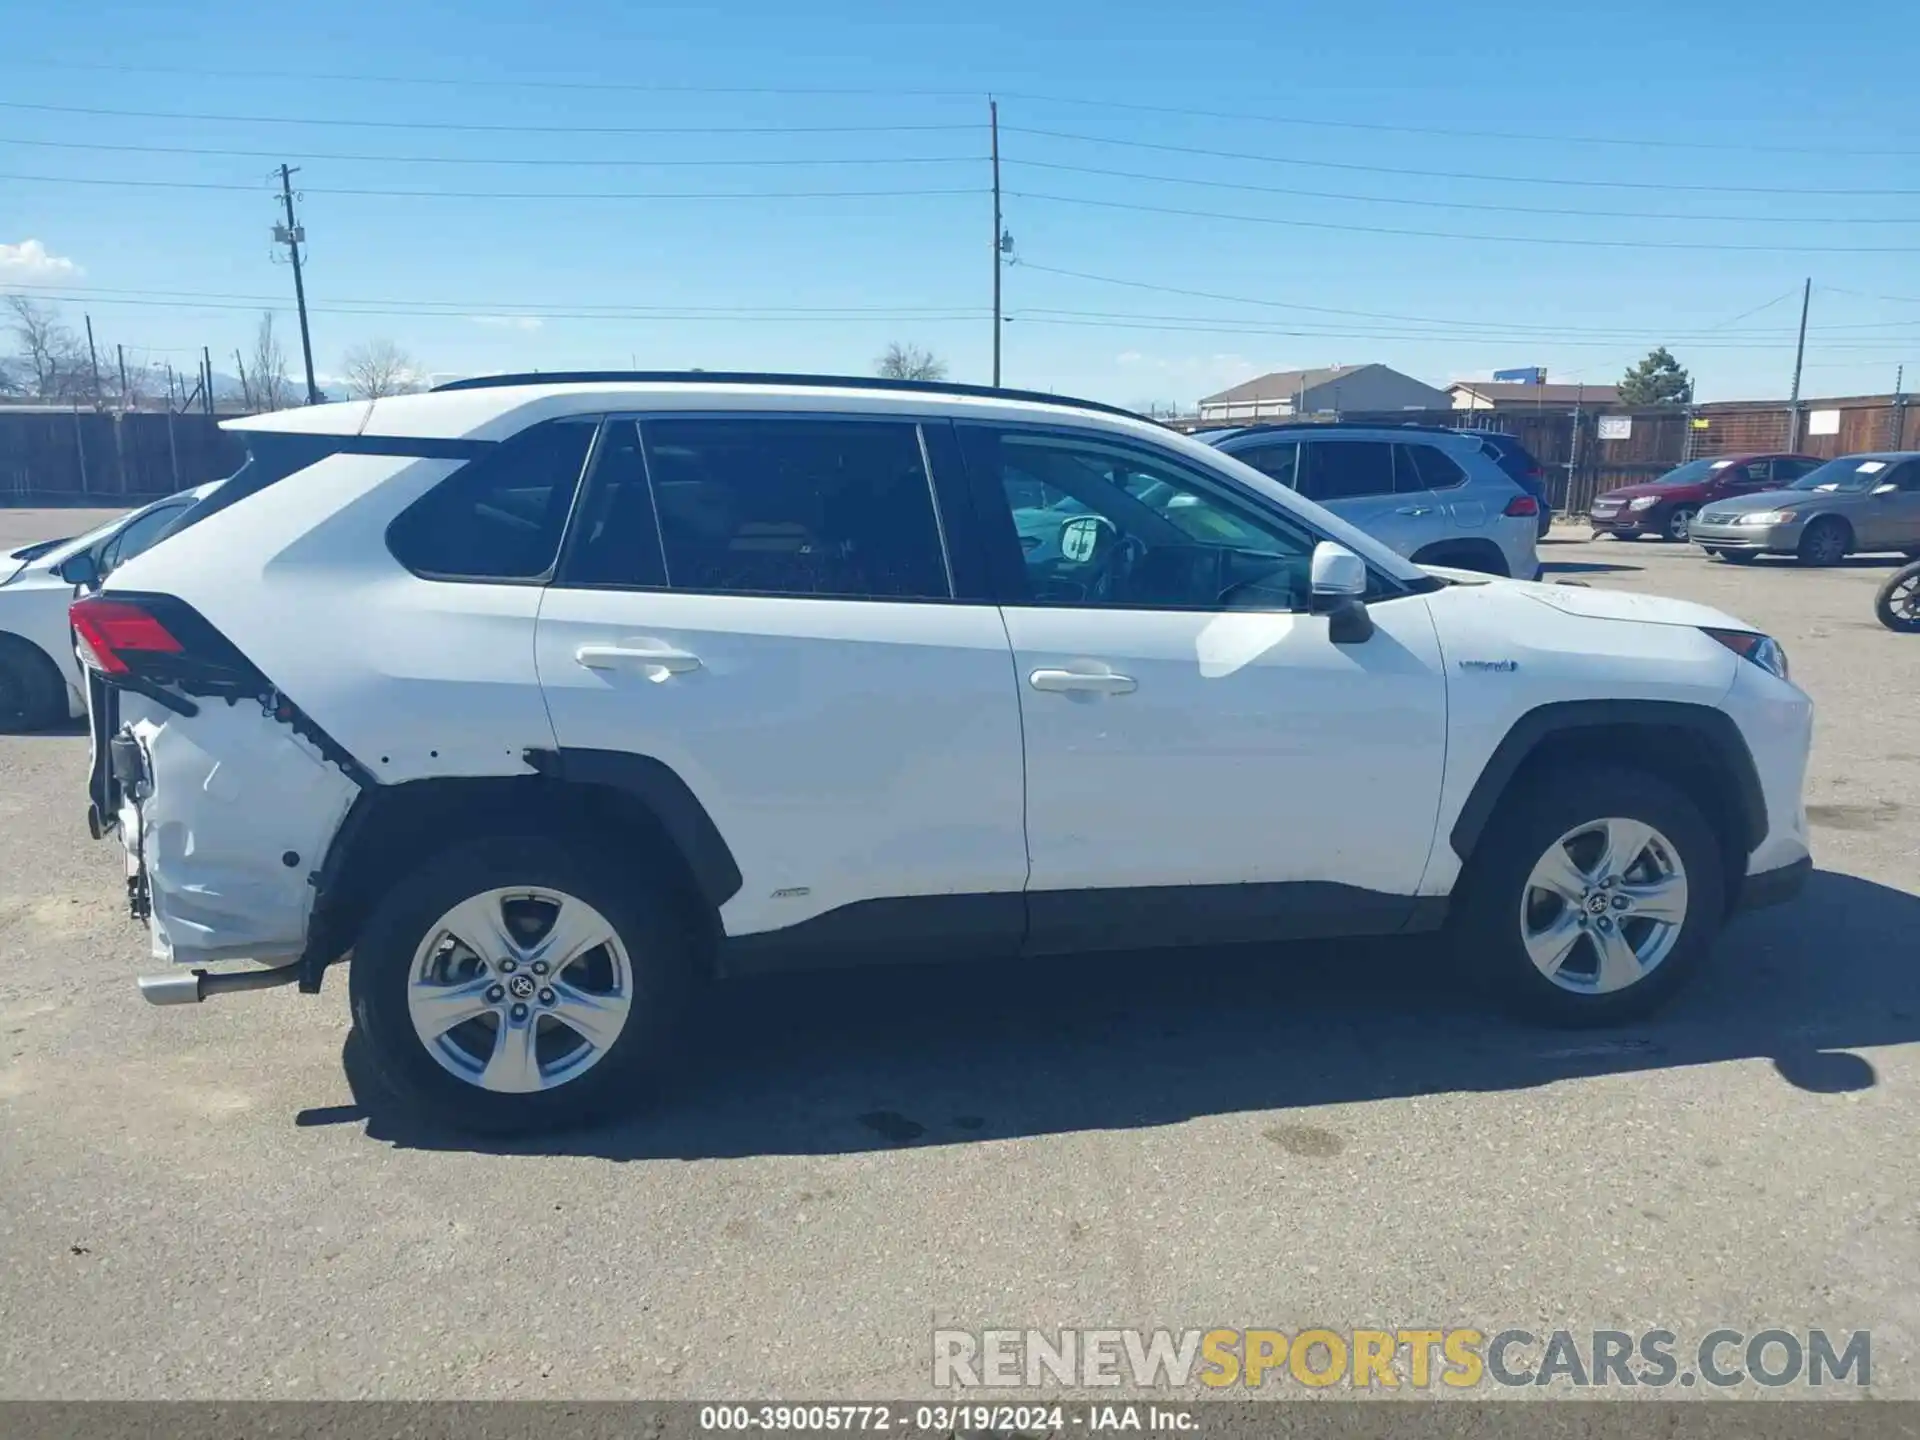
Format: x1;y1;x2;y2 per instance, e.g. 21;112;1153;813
110;694;361;984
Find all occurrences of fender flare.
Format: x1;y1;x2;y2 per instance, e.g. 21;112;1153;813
1448;699;1768;862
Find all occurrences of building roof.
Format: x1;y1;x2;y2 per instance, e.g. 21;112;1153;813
1449;380;1622;406
1201;365;1370;406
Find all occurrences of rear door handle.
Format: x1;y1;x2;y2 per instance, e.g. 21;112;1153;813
1029;668;1137;695
575;643;703;675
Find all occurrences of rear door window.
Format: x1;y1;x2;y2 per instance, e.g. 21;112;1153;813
387;419;596;581
1299;441;1396;502
638;416;951;600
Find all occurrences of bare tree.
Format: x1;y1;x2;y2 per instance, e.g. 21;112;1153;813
876;342;948;382
340;338;422;399
236;313;295;412
4;295;88;400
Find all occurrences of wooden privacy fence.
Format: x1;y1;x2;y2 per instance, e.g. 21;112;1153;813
0;408;248;505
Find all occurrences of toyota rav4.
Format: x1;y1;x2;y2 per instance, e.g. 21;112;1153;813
75;374;1814;1134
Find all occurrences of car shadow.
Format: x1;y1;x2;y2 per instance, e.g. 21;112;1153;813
325;869;1919;1160
10;718;88;739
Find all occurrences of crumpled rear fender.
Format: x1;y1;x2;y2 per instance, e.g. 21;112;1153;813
121;696;361;967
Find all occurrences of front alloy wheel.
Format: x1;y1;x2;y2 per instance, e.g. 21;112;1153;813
1664;507;1696;542
1454;766;1725;1025
1521;818;1688;995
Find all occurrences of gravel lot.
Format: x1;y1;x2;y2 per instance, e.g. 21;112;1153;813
2;516;1916;1400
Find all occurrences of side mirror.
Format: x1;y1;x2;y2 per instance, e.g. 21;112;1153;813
1058;514;1115;565
1872;483;1898;496
1309;541;1374;644
55;550;101;590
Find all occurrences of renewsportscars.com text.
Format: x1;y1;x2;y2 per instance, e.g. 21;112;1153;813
932;1327;1870;1390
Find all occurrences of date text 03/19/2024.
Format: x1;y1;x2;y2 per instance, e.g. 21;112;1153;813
697;1405;1197;1433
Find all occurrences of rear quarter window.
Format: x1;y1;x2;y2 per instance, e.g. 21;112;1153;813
387;420;597;581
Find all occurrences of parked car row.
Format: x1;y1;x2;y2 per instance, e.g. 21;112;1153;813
1585;451;1920;566
51;373;1812;1135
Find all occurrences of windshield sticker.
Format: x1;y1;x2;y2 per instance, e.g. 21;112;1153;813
1710;460;1732;469
1857;460;1888;473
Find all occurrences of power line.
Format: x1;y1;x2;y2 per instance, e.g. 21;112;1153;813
1008;315;1916;351
0;173;984;200
0;100;979;135
995;91;1919;158
14;58;978;99
1009;305;1913;342
0;135;985;168
7;283;989;315
1002;158;1920;225
17;60;1907;158
3;291;992;323
1004;126;1920;197
1009;190;1920;252
1010;262;1910;338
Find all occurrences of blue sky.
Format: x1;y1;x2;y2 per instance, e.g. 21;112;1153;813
3;0;1917;406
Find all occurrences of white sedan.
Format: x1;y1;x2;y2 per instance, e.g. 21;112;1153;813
0;483;219;731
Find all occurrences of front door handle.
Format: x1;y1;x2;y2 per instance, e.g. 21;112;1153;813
1029;668;1137;695
1396;505;1434;516
575;643;703;675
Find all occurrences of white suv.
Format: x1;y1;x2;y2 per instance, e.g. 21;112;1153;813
76;374;1814;1133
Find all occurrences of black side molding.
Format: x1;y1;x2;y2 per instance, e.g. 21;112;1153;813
1449;699;1769;862
523;747;743;910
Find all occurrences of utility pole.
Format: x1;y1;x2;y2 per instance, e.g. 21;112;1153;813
116;344;129;410
990;99;1002;389
84;314;102;409
1893;363;1907;450
202;346;215;416
1786;277;1811;450
276;163;322;405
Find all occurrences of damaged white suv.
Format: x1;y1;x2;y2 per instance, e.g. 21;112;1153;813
78;374;1814;1133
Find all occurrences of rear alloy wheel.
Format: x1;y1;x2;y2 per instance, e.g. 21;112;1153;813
1797;517;1850;567
350;836;695;1133
1455;767;1724;1025
1876;561;1920;633
1664;506;1697;542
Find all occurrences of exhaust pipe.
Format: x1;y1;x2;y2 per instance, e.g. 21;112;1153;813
139;963;303;1006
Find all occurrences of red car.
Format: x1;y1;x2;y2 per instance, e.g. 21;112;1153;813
1588;453;1824;542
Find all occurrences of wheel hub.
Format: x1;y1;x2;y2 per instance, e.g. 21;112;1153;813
1519;817;1689;995
404;887;634;1094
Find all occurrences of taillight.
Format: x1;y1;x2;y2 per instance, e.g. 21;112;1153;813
70;597;183;676
1504;494;1540;517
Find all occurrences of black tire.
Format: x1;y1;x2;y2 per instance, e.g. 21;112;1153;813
1452;766;1727;1027
1663;506;1697;543
1796;517;1850;567
0;634;66;733
1876;561;1920;633
1535;510;1552;541
348;834;698;1135
1713;550;1758;564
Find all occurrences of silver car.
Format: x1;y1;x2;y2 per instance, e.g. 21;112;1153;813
1690;451;1920;565
1202;424;1541;579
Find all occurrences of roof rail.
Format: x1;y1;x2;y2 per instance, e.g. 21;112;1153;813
428;370;1148;422
1205;419;1472;439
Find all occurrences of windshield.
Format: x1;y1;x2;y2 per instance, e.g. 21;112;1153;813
1789;457;1892;493
1648;458;1732;486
